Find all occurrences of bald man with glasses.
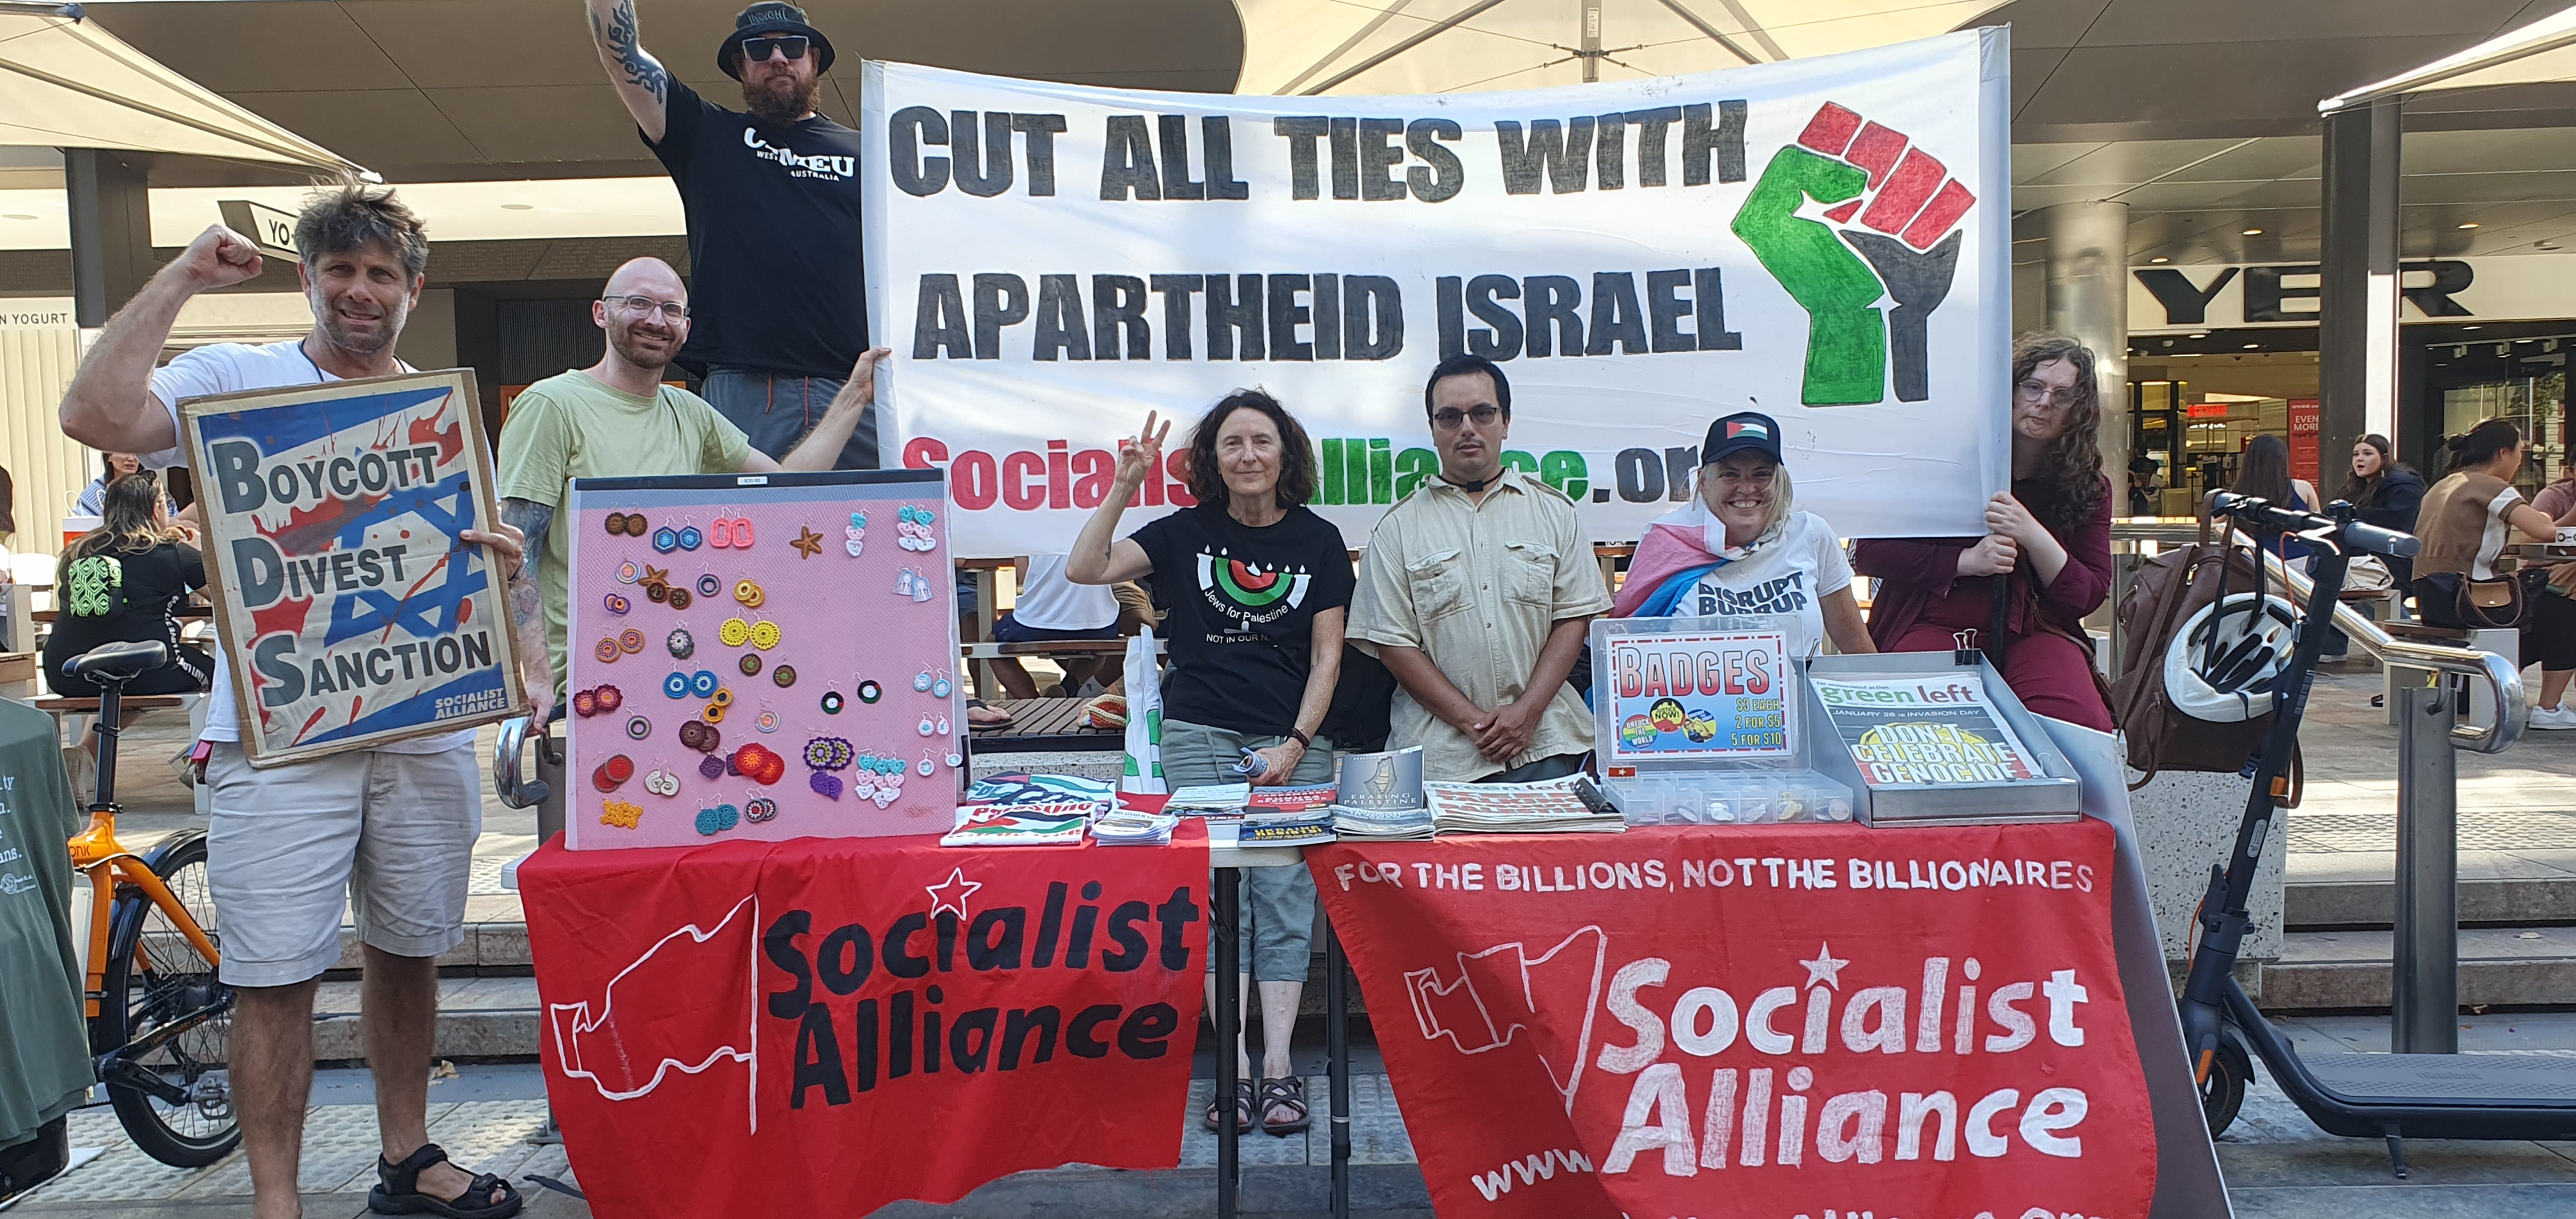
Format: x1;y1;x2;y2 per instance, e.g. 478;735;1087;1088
584;0;877;468
494;256;885;726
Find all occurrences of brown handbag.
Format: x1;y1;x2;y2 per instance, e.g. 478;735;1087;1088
2458;572;2525;629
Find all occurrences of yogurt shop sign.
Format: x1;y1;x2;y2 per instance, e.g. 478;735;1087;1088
2130;255;2576;332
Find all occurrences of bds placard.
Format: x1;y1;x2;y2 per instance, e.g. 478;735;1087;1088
180;369;525;765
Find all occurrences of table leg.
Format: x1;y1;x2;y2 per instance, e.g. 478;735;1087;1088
970;567;997;699
1326;920;1351;1219
1214;866;1240;1219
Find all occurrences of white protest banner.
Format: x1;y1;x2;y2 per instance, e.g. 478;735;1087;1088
863;29;2010;558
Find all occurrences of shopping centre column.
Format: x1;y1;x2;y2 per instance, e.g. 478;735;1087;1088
65;149;151;328
2041;200;2130;512
2319;97;2404;471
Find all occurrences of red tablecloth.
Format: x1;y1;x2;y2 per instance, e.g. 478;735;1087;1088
1309;820;2157;1219
519;825;1209;1218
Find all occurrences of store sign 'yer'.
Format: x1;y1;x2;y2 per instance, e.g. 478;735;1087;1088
2129;256;2576;331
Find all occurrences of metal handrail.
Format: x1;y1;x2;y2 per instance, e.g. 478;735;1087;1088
2240;532;2524;755
2120;520;2528;754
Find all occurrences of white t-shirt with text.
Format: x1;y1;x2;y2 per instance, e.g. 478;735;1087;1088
1683;511;1854;659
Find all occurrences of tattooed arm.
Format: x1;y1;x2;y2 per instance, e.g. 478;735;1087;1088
498;498;559;726
585;0;670;144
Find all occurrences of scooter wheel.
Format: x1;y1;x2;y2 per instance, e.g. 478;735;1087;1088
2199;1023;2252;1137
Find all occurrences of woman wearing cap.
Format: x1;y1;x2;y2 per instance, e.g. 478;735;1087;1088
1853;332;2115;730
1613;410;1874;659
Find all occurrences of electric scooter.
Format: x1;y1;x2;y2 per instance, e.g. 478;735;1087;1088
2180;491;2576;1177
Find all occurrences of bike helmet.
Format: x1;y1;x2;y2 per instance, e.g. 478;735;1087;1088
2163;592;2301;723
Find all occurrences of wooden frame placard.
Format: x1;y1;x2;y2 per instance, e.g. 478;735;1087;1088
179;369;526;765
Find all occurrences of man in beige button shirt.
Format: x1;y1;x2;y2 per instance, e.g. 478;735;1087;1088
1349;354;1612;781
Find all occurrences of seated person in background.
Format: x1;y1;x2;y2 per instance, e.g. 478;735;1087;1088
1349;354;1611;783
1853;333;2113;731
2409;418;2576;730
44;473;211;702
2535;454;2576;521
2343;433;2426;595
73;451;174;517
494;256;886;722
2227;433;2320;564
1611;410;1873;659
987;554;1153;700
2128;453;2160;518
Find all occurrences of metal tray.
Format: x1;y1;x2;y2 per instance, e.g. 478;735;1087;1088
1804;653;2084;827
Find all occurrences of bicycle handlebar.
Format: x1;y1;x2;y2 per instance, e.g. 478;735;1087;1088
2207;491;2421;558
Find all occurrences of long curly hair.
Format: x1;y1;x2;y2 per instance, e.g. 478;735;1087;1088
2012;332;2106;535
1182;389;1316;510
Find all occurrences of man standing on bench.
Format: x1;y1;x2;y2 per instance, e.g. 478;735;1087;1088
59;186;537;1219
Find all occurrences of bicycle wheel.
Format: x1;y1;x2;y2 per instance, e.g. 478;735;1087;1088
96;832;240;1167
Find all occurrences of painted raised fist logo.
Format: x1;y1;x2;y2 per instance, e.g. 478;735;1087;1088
1731;103;1977;406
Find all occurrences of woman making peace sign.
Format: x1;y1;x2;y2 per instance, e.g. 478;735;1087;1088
1067;390;1351;1141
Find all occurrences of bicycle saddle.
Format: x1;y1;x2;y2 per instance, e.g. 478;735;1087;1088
66;640;170;682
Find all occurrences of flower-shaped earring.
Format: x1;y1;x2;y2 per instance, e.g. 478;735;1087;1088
913;670;935;693
668;627;696;659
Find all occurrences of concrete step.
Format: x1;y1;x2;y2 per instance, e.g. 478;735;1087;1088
2287;876;2576;928
2261;924;2576;1011
312;976;540;1062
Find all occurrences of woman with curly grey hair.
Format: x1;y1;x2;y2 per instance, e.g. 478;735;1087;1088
1853;332;2115;730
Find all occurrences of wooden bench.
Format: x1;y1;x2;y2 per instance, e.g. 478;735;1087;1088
966;696;1123;754
26;693;202;804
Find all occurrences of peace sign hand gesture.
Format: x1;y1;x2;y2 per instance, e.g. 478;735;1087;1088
1115;411;1172;490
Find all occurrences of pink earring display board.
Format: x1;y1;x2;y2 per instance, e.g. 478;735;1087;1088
562;469;960;850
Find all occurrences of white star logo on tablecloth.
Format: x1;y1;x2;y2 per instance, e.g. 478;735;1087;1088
1800;942;1850;990
926;868;982;919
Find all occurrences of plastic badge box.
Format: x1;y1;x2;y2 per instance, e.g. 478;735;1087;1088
1804;652;2083;827
1589;614;1855;826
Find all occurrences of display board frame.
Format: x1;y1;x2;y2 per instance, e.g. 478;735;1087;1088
562;468;963;850
178;368;526;765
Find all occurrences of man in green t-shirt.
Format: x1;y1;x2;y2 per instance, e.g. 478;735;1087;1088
494;256;887;723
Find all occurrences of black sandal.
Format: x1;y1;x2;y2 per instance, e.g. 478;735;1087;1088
1201;1077;1254;1134
1259;1076;1311;1135
369;1144;522;1218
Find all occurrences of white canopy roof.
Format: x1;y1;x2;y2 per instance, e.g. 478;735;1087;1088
0;1;367;176
2320;3;2576;114
1231;0;2013;96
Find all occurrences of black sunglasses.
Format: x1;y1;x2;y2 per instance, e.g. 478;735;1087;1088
740;35;808;63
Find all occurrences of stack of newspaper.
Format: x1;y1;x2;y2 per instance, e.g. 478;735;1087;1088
1239;783;1338;847
1425;777;1625;836
1331;747;1432;841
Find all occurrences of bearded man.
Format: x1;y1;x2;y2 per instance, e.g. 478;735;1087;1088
585;1;877;468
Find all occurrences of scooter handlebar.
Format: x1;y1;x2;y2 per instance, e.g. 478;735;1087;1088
2208;491;2419;558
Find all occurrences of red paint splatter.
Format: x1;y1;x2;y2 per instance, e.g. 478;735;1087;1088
408;405;465;468
458;595;473;624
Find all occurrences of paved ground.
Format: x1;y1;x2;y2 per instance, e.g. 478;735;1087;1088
16;661;2576;1216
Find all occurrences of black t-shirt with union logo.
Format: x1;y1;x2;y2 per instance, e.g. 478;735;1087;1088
648;79;870;379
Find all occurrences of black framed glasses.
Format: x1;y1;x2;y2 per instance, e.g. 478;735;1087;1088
740;35;808;63
1430;405;1501;431
602;295;690;321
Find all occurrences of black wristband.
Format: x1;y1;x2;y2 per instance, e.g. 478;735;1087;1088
1287;727;1313;748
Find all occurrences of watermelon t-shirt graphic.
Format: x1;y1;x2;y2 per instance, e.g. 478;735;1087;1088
1733;102;1978;408
1197;549;1313;625
1127;504;1354;736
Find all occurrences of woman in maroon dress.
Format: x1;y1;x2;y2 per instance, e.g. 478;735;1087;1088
1853;333;2114;730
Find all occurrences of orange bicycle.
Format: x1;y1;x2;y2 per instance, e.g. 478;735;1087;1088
63;640;238;1166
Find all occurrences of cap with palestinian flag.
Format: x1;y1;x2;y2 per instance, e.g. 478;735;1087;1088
1701;411;1783;466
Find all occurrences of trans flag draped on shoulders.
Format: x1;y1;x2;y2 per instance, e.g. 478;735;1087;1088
1612;498;1750;619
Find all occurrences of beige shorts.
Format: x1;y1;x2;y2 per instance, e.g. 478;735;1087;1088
203;742;481;987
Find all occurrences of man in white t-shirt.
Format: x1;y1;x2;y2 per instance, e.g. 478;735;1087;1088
59;186;533;1219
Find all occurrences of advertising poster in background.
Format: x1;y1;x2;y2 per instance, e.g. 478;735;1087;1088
179;370;523;765
2288;397;2320;487
864;30;2012;556
1602;629;1793;761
